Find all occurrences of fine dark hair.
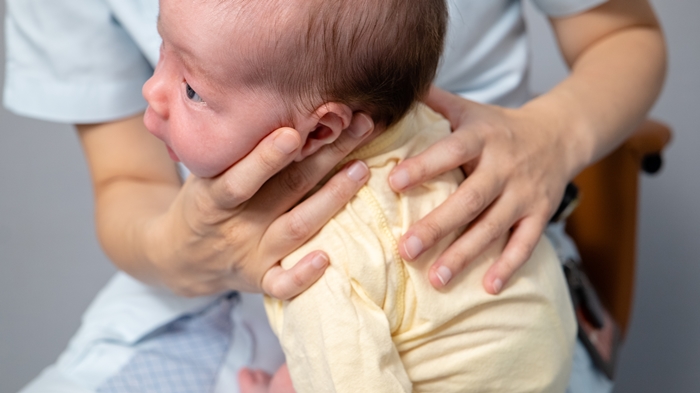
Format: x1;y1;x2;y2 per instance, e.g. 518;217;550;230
238;0;448;127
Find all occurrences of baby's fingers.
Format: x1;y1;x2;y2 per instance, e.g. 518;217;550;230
261;252;329;300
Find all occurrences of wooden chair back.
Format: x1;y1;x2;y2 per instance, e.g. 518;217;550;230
565;120;671;335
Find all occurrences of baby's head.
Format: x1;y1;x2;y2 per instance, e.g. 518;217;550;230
144;0;447;177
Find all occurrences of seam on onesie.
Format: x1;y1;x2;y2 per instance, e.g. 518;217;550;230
357;186;407;334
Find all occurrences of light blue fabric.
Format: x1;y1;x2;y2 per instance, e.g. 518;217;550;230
6;0;613;392
532;0;608;17
19;273;284;393
96;293;236;393
567;340;614;393
52;274;218;389
3;0;159;123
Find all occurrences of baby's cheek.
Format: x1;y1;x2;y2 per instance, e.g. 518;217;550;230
182;132;264;178
178;142;239;178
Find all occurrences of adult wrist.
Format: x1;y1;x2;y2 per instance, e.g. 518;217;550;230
128;212;177;288
521;89;596;181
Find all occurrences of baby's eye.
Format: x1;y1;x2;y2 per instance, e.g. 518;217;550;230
185;83;203;103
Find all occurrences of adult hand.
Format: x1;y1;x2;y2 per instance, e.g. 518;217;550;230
80;112;373;299
389;87;573;294
148;113;374;298
389;0;666;294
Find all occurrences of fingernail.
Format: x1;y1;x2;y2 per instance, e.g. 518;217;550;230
346;161;368;182
389;169;410;190
403;235;423;259
436;266;453;286
311;253;329;269
493;278;503;294
349;113;373;138
274;130;300;154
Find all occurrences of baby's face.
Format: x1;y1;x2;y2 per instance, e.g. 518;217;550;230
143;0;290;178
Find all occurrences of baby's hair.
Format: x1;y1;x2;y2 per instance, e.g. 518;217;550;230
232;0;448;127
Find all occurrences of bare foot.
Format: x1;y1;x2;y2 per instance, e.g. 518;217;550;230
238;364;295;393
238;368;272;393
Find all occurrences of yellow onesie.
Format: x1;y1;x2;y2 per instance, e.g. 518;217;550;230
265;104;576;393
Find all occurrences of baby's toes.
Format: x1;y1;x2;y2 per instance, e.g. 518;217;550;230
238;368;272;393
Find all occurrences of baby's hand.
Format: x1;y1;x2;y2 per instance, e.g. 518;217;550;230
238;364;295;393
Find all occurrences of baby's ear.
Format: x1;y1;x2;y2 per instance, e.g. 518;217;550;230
295;103;353;161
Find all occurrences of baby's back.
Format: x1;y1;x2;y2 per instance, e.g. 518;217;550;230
266;104;576;393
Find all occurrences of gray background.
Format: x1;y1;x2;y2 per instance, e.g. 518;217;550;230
1;0;698;392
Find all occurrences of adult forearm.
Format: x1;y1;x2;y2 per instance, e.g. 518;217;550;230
94;178;180;284
524;16;666;180
77;114;183;285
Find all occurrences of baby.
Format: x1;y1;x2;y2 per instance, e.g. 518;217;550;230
144;0;576;392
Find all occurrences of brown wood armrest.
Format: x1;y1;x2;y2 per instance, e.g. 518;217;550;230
566;120;672;335
623;120;672;159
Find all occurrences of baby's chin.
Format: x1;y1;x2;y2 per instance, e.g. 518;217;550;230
183;161;230;179
178;150;243;178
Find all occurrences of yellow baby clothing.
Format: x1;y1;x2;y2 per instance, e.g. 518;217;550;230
265;104;576;393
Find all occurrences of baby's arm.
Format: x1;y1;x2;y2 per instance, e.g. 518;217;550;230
265;228;411;393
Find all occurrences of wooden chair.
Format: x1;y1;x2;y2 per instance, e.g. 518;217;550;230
566;120;672;336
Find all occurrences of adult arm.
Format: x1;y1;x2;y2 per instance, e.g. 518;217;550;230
77;111;373;298
390;0;666;292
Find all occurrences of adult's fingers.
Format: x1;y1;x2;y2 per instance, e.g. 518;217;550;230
389;130;483;192
252;112;373;218
482;216;548;294
263;160;369;256
398;168;504;261
424;86;480;126
210;127;302;209
427;192;522;289
257;160;369;299
261;251;330;300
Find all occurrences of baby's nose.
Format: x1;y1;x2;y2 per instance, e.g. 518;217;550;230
142;74;169;119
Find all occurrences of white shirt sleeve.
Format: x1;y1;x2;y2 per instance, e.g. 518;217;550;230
3;0;160;123
529;0;608;17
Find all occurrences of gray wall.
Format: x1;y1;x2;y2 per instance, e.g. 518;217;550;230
1;1;698;392
0;3;117;392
